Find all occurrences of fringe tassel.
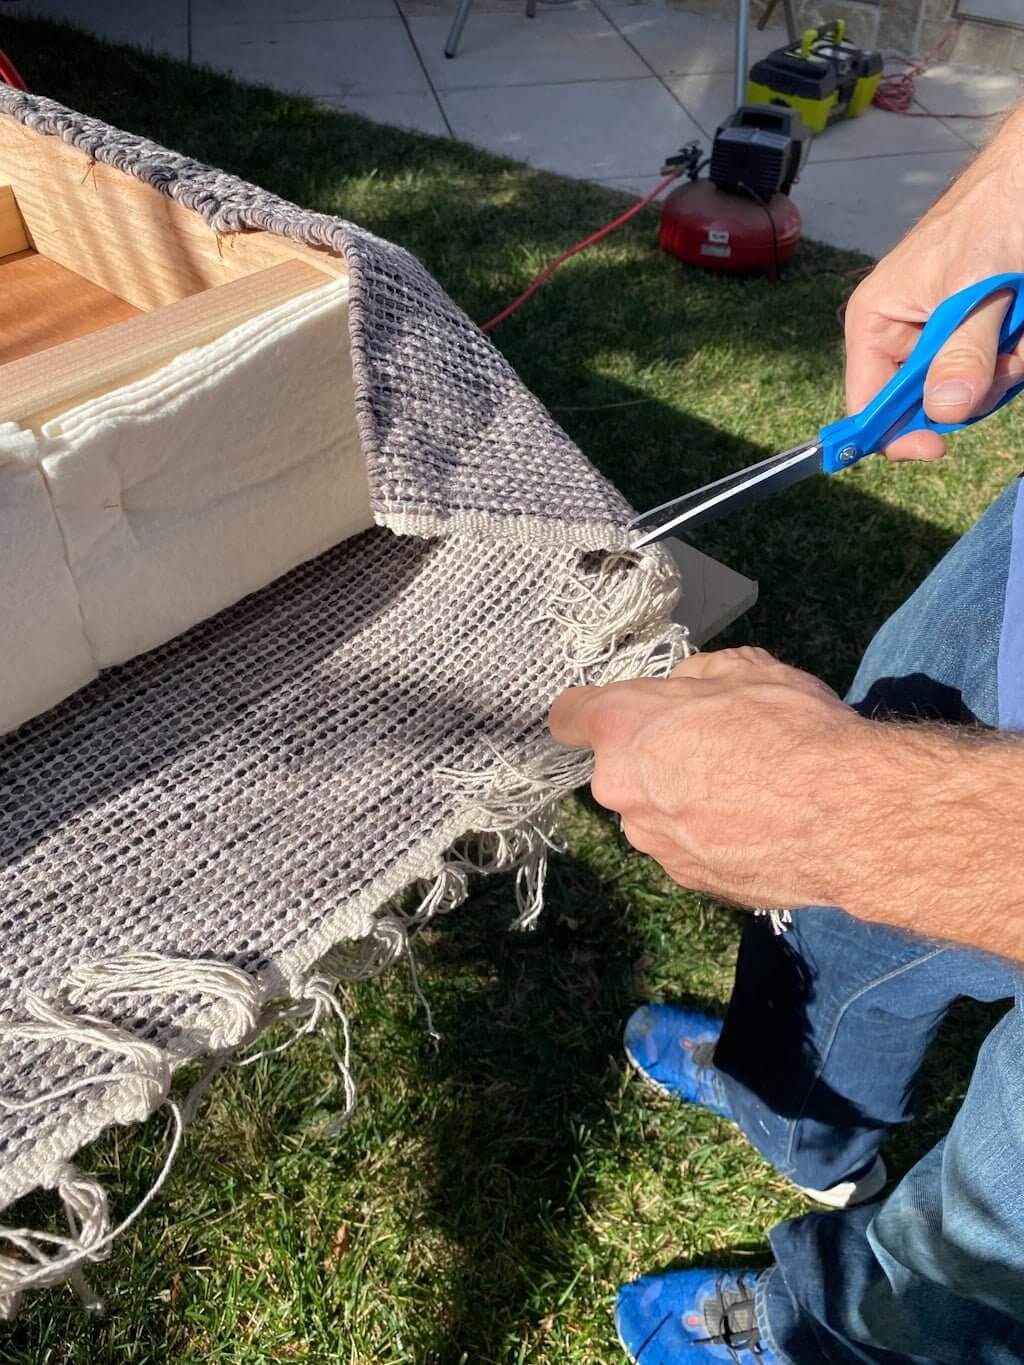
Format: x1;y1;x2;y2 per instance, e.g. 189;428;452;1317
0;964;360;1318
317;913;407;981
543;547;690;686
0;1097;184;1320
0;993;172;1123
434;547;690;930
0;1163;110;1321
65;952;262;1051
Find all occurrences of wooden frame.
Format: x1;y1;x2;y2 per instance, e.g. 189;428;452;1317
0;115;347;429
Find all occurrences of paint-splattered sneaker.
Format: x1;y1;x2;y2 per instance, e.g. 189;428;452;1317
624;1003;887;1210
624;1003;732;1116
616;1268;780;1363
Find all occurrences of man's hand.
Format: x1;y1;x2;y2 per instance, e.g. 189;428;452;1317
845;103;1024;462
549;648;1024;958
549;647;863;912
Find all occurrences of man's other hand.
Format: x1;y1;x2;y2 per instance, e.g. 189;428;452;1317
548;648;861;913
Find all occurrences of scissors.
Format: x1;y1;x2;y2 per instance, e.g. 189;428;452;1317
629;273;1024;548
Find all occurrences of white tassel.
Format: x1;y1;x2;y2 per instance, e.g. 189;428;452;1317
541;547;690;685
65;952;262;1051
0;1103;184;1320
317;913;407;982
765;909;793;934
0;993;171;1123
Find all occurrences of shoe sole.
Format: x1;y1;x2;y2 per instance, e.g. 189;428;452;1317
625;1044;887;1209
615;1318;642;1365
624;1043;680;1102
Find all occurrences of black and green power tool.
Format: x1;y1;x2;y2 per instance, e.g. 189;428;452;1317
746;20;883;135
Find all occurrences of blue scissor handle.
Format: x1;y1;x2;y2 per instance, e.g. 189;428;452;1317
819;272;1024;474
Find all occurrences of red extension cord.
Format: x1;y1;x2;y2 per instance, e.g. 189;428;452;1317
0;50;28;91
873;30;1009;119
480;173;678;333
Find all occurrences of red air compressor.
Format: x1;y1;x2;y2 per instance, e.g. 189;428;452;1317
660;105;810;276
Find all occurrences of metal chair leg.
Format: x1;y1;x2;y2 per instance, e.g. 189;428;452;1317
444;0;474;57
526;0;537;15
734;0;750;108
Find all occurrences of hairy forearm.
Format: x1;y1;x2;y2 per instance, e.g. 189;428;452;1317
550;651;1024;963
819;722;1024;961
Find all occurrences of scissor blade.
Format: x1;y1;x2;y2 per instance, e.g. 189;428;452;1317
629;441;823;546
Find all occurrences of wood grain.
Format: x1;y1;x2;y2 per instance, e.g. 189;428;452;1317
0;116;347;309
0;250;141;367
0;258;333;429
0;184;29;258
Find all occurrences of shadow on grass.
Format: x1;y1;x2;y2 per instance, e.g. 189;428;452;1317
409;869;1011;1365
400;855;649;1361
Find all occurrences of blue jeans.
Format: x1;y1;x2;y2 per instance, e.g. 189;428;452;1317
713;479;1024;1363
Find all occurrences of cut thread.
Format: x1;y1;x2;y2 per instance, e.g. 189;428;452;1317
320;908;441;1040
237;976;357;1134
0;1103;183;1320
544;548;688;685
0;1162;110;1320
440;547;690;930
317;913;407;982
0;964;363;1318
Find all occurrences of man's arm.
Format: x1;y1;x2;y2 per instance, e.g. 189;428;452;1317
548;106;1024;958
549;649;1024;960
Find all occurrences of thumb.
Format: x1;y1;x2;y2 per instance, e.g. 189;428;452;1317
924;289;1010;426
548;686;600;749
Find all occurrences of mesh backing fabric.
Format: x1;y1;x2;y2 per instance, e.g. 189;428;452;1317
0;93;686;1295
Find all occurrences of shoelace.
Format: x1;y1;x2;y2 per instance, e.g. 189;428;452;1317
693;1273;766;1364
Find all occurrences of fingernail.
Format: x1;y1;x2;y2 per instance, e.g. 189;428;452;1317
928;379;975;408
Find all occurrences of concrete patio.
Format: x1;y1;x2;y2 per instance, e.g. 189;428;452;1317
1;0;1020;257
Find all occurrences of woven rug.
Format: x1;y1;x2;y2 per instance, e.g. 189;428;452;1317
0;91;687;1315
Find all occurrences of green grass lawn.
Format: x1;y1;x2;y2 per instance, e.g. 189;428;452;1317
1;15;1017;1364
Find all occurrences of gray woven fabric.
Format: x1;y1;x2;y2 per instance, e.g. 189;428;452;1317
0;93;684;1307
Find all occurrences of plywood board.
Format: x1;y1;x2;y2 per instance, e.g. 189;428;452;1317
666;537;759;646
0;183;28;257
